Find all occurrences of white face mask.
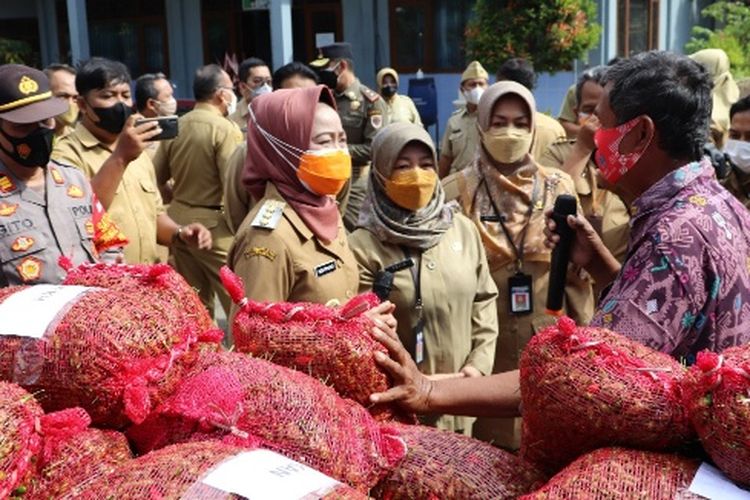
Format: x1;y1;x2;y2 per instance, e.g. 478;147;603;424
225;90;238;116
156;97;177;116
725;139;750;174
251;83;272;99
463;86;485;105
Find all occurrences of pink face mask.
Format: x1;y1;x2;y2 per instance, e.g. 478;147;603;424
593;115;653;184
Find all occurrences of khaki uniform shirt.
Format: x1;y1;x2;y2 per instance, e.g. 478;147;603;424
336;79;387;168
52;123;165;264
0;160;99;286
531;112;566;160
228;183;359;305
384;94;422;126
349;212;498;432
440;107;480;176
539;140;630;264
224;141;253;234
721;168;750;209
228;96;250;134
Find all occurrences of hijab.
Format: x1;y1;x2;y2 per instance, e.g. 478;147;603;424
357;122;453;250
461;81;550;265
242;85;341;243
690;49;740;141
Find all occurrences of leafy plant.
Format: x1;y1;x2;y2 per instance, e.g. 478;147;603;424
685;1;750;78
465;0;601;74
0;38;33;65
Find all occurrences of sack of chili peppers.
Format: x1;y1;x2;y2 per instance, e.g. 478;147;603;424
26;407;132;500
60;260;223;346
520;447;702;500
520;316;693;474
221;266;410;422
0;381;43;499
0;284;212;428
372;423;546;500
65;440;367;500
127;350;407;492
682;347;750;486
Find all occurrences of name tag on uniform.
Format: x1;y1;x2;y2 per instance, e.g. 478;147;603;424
509;272;533;315
314;260;336;278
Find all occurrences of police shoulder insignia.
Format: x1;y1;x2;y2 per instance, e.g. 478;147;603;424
49;167;65;185
0;175;17;194
370;114;383;130
362;87;380;103
11;236;35;252
17;256;42;283
0;202;19;216
243;246;277;261
67;184;84;198
250;199;286;229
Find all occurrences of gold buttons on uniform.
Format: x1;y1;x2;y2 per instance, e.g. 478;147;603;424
426;261;436;271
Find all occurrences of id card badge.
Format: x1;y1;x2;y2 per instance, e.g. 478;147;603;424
414;318;425;364
508;272;533;315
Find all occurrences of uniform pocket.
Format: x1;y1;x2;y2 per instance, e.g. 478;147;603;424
0;231;48;283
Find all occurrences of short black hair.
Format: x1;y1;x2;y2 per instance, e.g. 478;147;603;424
193;64;225;101
272;62;318;90
43;63;76;79
135;72;167;112
575;65;607;105
238;57;268;84
497;58;536;90
75;57;130;96
730;95;750;120
604;51;712;162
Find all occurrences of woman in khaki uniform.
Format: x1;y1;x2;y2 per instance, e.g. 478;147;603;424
444;81;594;449
227;86;359;306
349;122;499;434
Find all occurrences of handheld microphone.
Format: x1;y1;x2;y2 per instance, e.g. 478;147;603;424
546;194;577;315
372;258;414;301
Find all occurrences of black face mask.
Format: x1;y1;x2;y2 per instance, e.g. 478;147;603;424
91;101;132;135
318;68;339;90
0;125;54;168
381;84;397;99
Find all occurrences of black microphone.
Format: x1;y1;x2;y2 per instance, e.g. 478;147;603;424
546;194;577;315
372;258;414;301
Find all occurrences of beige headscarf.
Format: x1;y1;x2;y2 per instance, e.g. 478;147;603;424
357;122;453;250
460;81;551;267
376;67;399;91
690;49;740;145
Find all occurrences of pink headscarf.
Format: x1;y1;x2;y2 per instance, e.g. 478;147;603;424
242;85;340;243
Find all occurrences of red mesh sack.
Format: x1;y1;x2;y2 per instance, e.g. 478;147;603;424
67;440;366;499
26;407;132;499
221;267;407;422
0;382;43;499
373;423;546;499
521;447;702;499
520;317;693;474
0;285;212;428
60;260;223;344
127;351;407;491
683;348;750;486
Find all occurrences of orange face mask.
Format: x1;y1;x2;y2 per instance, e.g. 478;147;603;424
381;167;437;211
297;148;352;197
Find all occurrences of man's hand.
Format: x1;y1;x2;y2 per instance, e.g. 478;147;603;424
364;300;397;331
576;114;600;153
369;320;434;414
178;223;212;250
113;114;162;164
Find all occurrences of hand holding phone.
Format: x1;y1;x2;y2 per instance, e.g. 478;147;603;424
134;115;179;141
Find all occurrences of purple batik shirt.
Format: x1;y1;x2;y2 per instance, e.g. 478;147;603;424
591;159;750;362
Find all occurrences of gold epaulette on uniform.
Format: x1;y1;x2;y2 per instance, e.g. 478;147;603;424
361;86;380;103
250;199;286;230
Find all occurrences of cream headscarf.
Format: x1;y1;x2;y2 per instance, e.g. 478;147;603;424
376;67;399;91
690;49;740;145
357;122;453;250
460;81;551;267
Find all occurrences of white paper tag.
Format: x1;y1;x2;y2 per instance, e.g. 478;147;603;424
0;285;93;339
688;462;750;499
201;449;341;499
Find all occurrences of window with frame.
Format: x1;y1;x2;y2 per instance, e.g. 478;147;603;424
618;0;660;57
389;0;476;73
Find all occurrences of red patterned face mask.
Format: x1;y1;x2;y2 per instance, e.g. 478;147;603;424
593;115;653;184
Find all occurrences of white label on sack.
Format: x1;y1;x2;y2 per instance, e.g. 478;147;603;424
201;449;341;499
688;462;750;499
0;285;93;339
